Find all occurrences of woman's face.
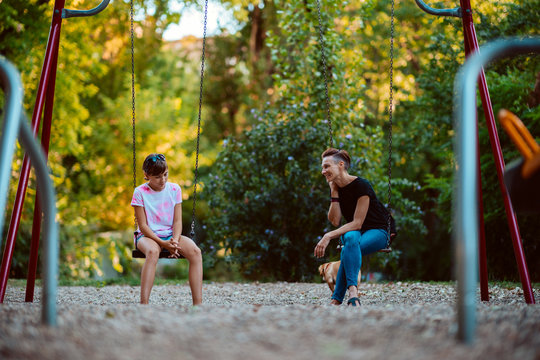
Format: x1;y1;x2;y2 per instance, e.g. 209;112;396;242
146;169;168;191
321;156;342;182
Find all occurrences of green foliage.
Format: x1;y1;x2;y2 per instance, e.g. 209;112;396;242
204;109;329;281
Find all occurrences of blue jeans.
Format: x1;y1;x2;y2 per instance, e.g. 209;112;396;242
331;228;388;303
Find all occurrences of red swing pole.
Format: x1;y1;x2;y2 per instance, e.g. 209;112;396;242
1;0;111;303
459;0;534;304
460;5;489;303
0;0;66;303
25;43;60;302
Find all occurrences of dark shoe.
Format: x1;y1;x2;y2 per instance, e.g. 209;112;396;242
347;297;361;307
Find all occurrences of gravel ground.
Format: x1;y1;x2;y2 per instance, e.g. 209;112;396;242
1;282;539;360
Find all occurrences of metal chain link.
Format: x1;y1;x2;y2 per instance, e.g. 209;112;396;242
386;0;395;248
315;0;333;148
190;0;208;240
130;0;137;231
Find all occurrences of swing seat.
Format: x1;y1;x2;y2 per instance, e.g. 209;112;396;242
499;109;540;213
378;233;397;253
504;158;540;213
131;248;185;259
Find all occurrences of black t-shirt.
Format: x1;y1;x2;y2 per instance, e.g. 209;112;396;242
337;177;390;231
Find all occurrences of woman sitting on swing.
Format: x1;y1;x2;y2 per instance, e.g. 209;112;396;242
314;148;395;306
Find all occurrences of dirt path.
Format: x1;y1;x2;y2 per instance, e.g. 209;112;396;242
1;282;539;359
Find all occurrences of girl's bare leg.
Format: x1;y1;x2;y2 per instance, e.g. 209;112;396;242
137;237;161;304
178;235;203;305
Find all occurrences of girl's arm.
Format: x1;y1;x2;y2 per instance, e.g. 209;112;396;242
134;206;168;248
171;203;182;244
314;196;369;258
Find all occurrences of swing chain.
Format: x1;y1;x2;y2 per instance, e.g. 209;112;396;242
386;0;395;248
315;0;334;148
190;0;208;240
130;0;137;230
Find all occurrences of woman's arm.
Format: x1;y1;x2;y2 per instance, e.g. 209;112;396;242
328;195;369;238
314;196;369;258
327;181;341;226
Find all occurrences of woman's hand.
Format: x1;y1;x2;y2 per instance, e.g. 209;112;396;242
314;234;332;258
328;180;339;193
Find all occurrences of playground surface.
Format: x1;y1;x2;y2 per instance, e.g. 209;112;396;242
1;281;539;359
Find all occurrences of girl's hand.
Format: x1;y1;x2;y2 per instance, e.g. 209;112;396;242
314;234;331;258
164;240;181;258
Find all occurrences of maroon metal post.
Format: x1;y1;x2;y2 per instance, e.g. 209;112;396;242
462;24;490;302
459;0;535;304
25;46;59;302
476;136;489;301
0;0;65;303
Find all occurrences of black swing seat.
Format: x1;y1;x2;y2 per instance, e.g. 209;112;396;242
504;158;540;213
498;109;540;213
132;248;185;259
378;233;397;253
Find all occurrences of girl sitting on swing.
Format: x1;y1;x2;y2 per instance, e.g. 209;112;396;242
131;153;203;305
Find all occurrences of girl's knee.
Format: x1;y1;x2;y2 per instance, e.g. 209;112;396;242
145;247;160;262
185;244;202;261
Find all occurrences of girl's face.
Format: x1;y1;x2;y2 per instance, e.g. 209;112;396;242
321;157;343;182
146;169;168;191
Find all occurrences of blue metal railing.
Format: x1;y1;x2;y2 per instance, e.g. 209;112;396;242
0;57;59;326
453;38;540;343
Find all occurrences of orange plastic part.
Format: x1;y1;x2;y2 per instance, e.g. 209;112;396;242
499;109;540;179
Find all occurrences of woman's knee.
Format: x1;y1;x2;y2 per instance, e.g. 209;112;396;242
342;231;360;247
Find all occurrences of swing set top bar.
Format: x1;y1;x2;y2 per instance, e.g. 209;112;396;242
62;0;110;19
414;0;462;18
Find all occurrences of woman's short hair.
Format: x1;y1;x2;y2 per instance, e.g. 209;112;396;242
321;148;351;170
143;153;167;176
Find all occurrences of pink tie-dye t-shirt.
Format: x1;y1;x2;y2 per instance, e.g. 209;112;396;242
131;182;182;239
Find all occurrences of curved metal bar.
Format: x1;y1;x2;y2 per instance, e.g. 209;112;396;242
414;0;462;18
0;58;23;244
453;37;540;344
0;58;59;326
18;114;59;326
62;0;110;19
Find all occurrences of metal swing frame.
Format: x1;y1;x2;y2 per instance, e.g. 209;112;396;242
454;37;540;344
414;0;535;307
0;0;111;305
0;0;113;324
